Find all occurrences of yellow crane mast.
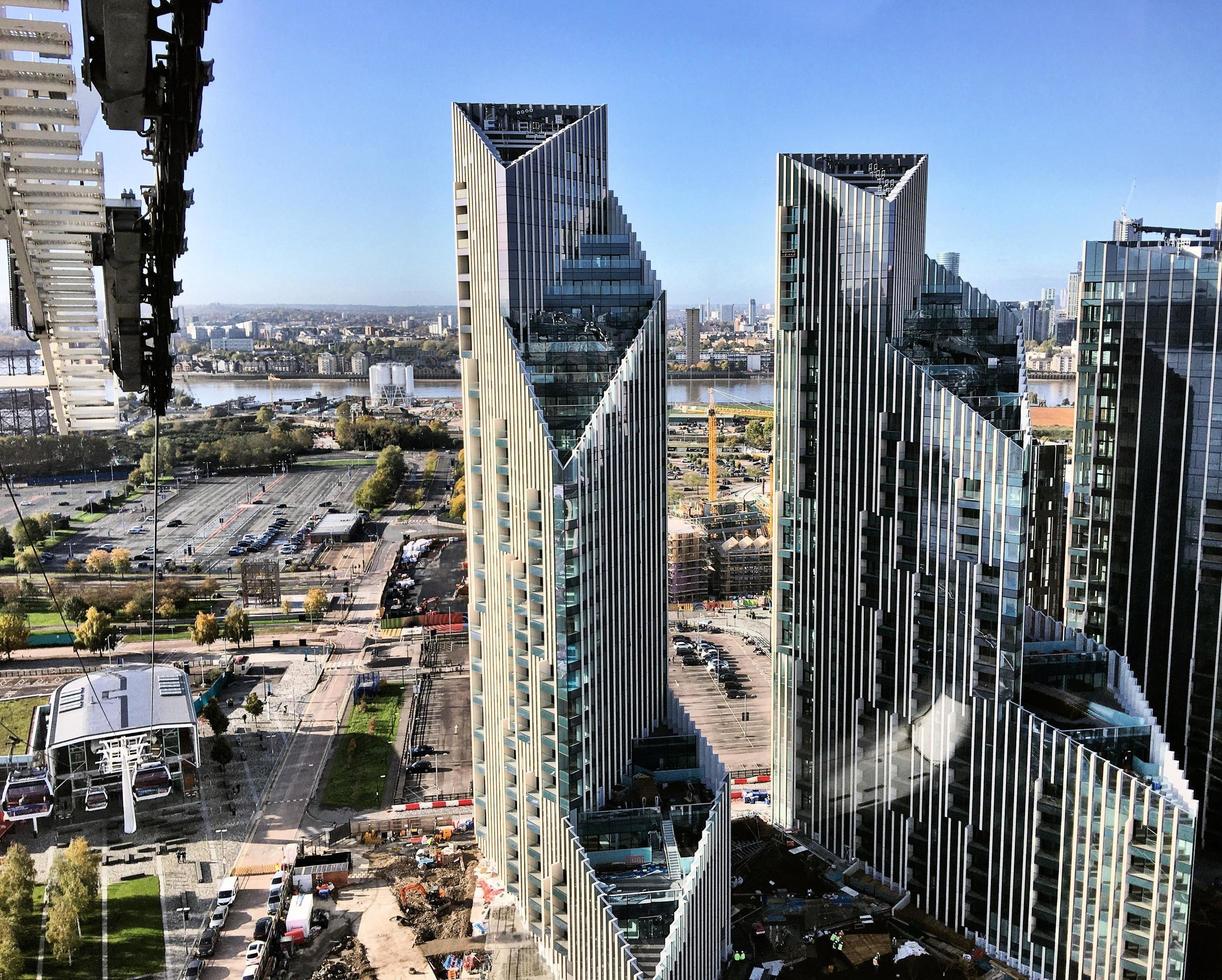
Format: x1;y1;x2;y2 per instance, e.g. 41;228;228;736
707;389;718;502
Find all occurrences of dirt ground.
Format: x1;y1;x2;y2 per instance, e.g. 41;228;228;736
354;884;432;979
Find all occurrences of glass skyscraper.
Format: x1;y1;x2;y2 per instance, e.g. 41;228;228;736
1067;216;1222;846
771;153;1196;978
452;103;729;980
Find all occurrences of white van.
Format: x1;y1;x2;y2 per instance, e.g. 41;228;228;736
216;876;239;907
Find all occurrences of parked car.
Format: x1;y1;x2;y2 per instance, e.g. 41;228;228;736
197;928;218;957
407;759;434;773
184;958;203;980
207;904;228;930
245;941;265;962
252;915;274;941
228;546;246;557
167;518;183;527
410;744;435;757
216;876;238;907
241;965;260;980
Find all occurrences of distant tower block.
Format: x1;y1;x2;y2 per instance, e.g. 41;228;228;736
368;362;415;407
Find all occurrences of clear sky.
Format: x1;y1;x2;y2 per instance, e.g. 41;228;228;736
83;0;1222;308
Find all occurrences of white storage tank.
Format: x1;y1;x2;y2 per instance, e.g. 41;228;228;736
369;362;394;403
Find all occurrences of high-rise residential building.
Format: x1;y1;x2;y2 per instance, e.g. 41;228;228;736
452;103;729;980
718;302;735;325
684;306;701;366
772;153;1195;978
935;249;960;275
748;297;757;324
1065;262;1082;318
1067;211;1222;846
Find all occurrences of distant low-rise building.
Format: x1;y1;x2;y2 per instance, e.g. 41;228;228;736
316;351;338;374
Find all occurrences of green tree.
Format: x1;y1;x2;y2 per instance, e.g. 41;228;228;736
60;594;87;622
11;519;41;549
61;836;100;897
0;920;21;980
256;405;275;426
0;526;13;560
334;400;354;447
111;547;132;576
72;606;113;654
191;611;219;648
221;600;250;648
13;547;39;577
243;691;265;730
210;735;233;770
84;548;112;576
0;842;36;927
0;610;30;660
377;444;405;483
303;587;328;622
201;698;229;735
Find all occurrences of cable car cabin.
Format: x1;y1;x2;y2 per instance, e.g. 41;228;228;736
132;763;172;801
2;770;54;821
84;786;108;812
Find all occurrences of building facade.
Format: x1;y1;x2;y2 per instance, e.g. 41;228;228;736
683;307;701;366
453;103;727;980
1066;217;1222;843
770;153;1195;978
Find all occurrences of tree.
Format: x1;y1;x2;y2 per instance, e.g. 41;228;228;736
198;576;220;597
64;558;83;575
110;548;132;576
255;405;275;426
334;400;353;447
0;610;29;660
72;607;113;654
155;595;178;619
13;547;39;577
0;842;36;929
191;611;219;648
0;526;13;561
60;594;87;623
45;889;81;964
222;600;250;648
243;691;265;730
447;491;466;522
280;598;292;617
201;698;229;735
84;548;113;576
0;920;21;980
210;735;233;770
303;587;328;622
11;518;42;549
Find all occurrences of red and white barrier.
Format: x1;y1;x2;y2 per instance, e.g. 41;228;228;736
731;774;771;785
392;798;473;812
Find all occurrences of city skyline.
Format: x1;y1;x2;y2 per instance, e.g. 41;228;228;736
78;0;1222;309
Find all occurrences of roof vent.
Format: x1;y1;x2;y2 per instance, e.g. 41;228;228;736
59;689;85;712
157;675;184;698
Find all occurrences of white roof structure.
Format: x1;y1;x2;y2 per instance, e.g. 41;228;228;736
47;665;196;750
310;512;363;539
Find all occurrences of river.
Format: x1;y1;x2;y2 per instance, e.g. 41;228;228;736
182;373;1073;409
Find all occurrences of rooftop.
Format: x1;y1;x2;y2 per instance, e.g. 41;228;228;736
47;665;196;749
311;512;363;537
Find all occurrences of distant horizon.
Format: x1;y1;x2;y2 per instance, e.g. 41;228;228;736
78;0;1220;309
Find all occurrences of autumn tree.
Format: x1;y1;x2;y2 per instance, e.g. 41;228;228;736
0;920;20;980
222;600;250;648
72;607;113;654
45;891;81;964
0;842;36;927
303;587;328;622
13;547;39;577
110;548;132;576
0;610;30;660
191;611;219;648
84;548;113;576
155;595;179;619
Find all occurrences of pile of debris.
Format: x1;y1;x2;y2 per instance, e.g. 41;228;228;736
309;935;377;980
392;855;477;944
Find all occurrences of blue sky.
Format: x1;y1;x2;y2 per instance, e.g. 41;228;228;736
83;0;1222;308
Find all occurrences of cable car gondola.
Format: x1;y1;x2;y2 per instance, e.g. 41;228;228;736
84;786;108;812
132;762;172;801
2;769;53;821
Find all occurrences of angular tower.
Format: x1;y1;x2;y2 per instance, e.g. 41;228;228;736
452;103;728;980
771;153;1196;978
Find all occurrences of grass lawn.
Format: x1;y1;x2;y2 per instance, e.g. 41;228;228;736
321;683;403;810
20;883;46;980
71;511;108;525
25;610;64;628
107;875;165;980
0;695;45;752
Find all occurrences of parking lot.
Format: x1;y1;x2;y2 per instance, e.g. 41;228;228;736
399;639;473;804
2;475;128;527
667;626;771;772
43;455;377;574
